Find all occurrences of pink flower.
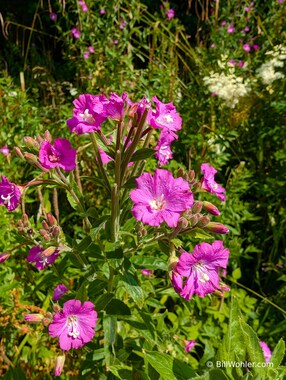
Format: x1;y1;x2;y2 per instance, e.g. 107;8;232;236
100;8;106;14
48;299;97;350
184;340;196;352
104;92;126;121
201;163;226;201
26;246;60;270
130;169;194;227
228;59;236;66
238;60;245;67
245;6;251;11
67;94;108;134
227;24;235;33
79;1;88;12
0;176;21;211
88;46;95;53
253;44;259;50
259;341;272;363
173;241;230;300
154;129;176;166
50;12;57;21
53;284;69;301
166;9;175;19
39;138;76;171
210;43;216;48
221;21;227;26
243;43;251;52
113;39;119;45
277;0;284;3
83;51;90;59
71;27;81;39
244;26;250;32
119;19;127;30
0;146;9;155
149;96;182;136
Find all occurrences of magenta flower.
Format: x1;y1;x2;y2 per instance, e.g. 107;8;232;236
184;340;196;352
166;9;175;19
53;284;69;301
174;241;230;300
88;46;95;53
79;1;88;12
228;59;236;66
154;129;176;166
149;96;182;136
130;169;194;227
201;163;226;201
227;24;235;33
0;176;21;211
259;341;272;363
238;60;245;67
48;299;97;350
221;21;227;26
104;92;126;121
50;12;57;21
244;26;250;32
83;51;90;59
100;8;106;14
67;94;108;134
54;355;65;377
0;146;9;155
141;269;153;276
243;43;251;52
26;246;60;270
39;138;76;171
113;39;119;45
253;44;259;50
119;19;127;30
71;27;81;39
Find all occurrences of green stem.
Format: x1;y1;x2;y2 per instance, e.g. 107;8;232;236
90;132;111;193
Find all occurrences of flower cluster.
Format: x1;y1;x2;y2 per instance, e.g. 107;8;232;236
256;45;286;89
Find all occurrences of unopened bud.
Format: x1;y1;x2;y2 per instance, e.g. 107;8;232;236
141;269;153;276
24;153;38;164
168;255;179;272
220;282;231;292
189;214;199;227
0;252;11;263
192;201;203;214
205;222;229;234
177;168;185;178
47;213;57;226
196;215;210;228
43;130;52;142
45;312;53;319
43;234;51;241
128;103;138;118
24;313;44;323
22;213;29;227
53;304;61;312
14;147;25;159
42;317;52;327
203;201;220;216
188;170;195;181
39;229;47;236
42;220;50;230
178;217;188;229
23;136;39;148
42;246;56;257
36;134;44;144
54;355;65;377
52;226;60;237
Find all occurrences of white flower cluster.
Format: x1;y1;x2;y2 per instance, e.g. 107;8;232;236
256;45;286;86
203;68;251;108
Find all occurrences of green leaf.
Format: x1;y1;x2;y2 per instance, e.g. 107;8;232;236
232;268;242;280
103;314;117;366
119;273;145;308
187;228;213;240
269;339;285;368
94;293;114;312
105;299;131;315
108;364;133;380
130;255;168;271
131;148;155;162
209;369;230;380
74;236;92;253
66;190;78;210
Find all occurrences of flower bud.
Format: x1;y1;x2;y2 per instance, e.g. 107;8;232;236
54;355;65;377
43;234;51;241
47;213;57;226
22;213;29;227
23;136;39;149
141;269;153;276
192;201;203;214
42;220;50;230
24;153;38;164
52;226;60;237
39;229;47;236
42;246;56;257
188;170;195;181
196;215;210;228
189;214;199;227
45;312;53;319
36;134;44;144
205;222;229;234
0;252;11;263
168;255;179;272
177;168;185;178
42;317;52;327
178;217;188;229
128;103;138;118
43;130;52;142
14;147;25;159
24;313;44;323
203;201;220;216
53;304;61;312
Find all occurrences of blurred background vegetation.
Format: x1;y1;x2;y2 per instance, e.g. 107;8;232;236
0;0;285;378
